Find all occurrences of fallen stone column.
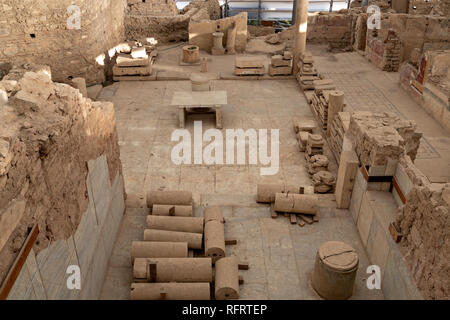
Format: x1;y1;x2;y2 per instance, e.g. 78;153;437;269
204;220;225;263
131;241;188;263
203;207;225;224
130;283;210;300
133;258;212;283
152;204;193;217
215;256;239;300
146;216;204;234
274;193;318;215
256;183;309;203
143;229;202;249
146;190;192;208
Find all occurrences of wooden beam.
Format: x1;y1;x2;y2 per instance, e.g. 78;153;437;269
0;224;39;300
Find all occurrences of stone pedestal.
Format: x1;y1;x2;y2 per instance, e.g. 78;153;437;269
311;241;359;300
211;32;225;55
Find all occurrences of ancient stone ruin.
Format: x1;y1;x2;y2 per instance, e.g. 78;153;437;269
0;0;448;303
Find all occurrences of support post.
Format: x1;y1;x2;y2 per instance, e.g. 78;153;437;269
293;0;309;74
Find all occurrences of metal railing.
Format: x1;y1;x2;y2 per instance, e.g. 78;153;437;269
222;0;351;22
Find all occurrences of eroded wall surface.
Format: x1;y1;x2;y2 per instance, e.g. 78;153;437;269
0;0;127;85
0;65;125;299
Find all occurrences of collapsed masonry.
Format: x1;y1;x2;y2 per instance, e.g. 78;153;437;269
324;109;448;299
0;65;124;299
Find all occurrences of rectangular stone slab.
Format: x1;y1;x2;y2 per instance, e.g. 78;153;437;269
171;91;227;106
113;65;152;76
235;56;264;68
117;54;150;67
234;67;265;76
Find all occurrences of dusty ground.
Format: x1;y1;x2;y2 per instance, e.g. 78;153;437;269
99;44;449;300
98;77;382;300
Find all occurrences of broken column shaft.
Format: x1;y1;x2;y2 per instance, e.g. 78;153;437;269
293;0;309;74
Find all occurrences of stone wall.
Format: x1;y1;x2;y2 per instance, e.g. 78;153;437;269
395;156;450;300
0;65;125;299
128;0;179;16
344;111;448;299
189;12;248;52
399;50;450;132
125;5;209;43
307;13;353;49
363;13;450;70
0;0;127;85
181;0;221;20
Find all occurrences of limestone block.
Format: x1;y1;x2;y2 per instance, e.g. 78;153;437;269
235;67;265;76
269;65;292;76
293;119;316;133
235;56;264;68
131;47;147;59
271;55;291;67
113;65;152;76
117;54;150;67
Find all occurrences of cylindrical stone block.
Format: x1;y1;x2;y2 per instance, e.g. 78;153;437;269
204;207;224;224
214;256;239;300
204;220;225;263
256;183;305;203
146;215;204;234
274;193;318;215
152;204;193;217
146;190;192;208
130;283;210;300
182;45;200;64
311;241;359;300
226;22;237;54
256;183;285;203
133;258;212;282
131;241;188;263
143;229;203;249
190;73;210;92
